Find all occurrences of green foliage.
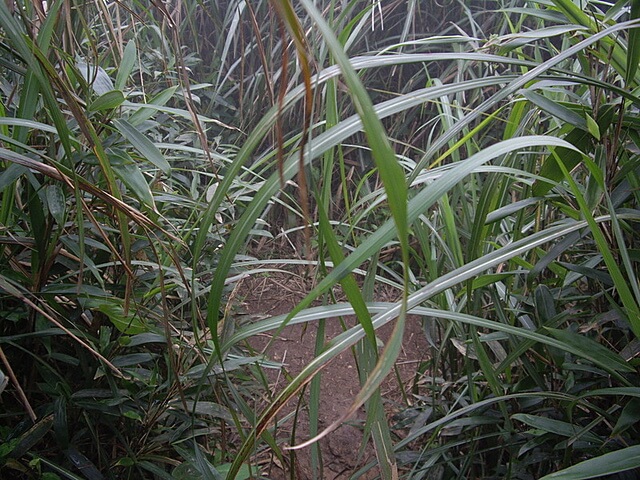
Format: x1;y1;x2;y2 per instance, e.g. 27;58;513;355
1;0;640;478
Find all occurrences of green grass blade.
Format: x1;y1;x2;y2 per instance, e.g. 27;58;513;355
115;40;137;91
540;445;640;480
626;0;640;87
409;19;640;181
222;136;585;478
520;89;589;131
112;119;171;175
554;152;640;337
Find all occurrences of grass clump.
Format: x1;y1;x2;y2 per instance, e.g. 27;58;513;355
1;0;640;479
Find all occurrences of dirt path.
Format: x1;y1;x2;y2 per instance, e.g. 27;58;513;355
236;272;429;479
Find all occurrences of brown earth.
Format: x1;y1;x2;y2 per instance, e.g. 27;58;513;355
234;269;430;479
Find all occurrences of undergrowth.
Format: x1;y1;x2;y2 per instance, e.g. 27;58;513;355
1;0;640;479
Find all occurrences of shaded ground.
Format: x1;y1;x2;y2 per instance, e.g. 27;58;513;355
235;270;429;479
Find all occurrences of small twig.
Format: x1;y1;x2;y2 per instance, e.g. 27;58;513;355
19;294;124;378
0;345;36;422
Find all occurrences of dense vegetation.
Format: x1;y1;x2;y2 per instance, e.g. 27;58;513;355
1;0;640;478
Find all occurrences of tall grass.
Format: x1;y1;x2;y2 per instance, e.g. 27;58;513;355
1;0;640;479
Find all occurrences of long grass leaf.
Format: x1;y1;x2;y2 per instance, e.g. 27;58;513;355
112;119;171;175
554;152;640;337
539;445;640;480
223;136;589;478
115;40;137;91
409;19;640;181
626;0;640;86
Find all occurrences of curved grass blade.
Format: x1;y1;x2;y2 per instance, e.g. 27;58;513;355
627;0;640;87
223;136;586;478
554;152;640;337
113;119;171;175
540;445;640;480
409;19;640;181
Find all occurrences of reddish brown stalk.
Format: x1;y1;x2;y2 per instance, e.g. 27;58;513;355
245;1;276;107
270;0;315;262
0;346;36;422
275;15;289;187
298;46;314;264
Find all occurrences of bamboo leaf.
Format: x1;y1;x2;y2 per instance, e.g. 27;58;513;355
612;398;640;436
112;162;158;213
127;86;179;126
45;184;66;225
9;415;54;459
115;40;137;91
76;61;114;96
521;90;588;131
88;90;125;112
111;353;156;367
546;328;632;373
65;446;104;480
87;300;147;335
471;273;514;289
112;118;171;175
540;445;640;479
585;113;600;140
626;0;640;87
535;285;557;324
512;414;602;444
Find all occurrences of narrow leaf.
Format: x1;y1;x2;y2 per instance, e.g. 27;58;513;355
540;445;640;479
546;328;632;373
112;162;158;213
115;40;137;91
626;1;640;86
88;90;125;112
521;90;588;131
612;398;640;436
112;118;171;175
9;415;54;459
76;61;114;96
45;184;66;225
512;413;602;444
585;113;600;140
87;300;147;335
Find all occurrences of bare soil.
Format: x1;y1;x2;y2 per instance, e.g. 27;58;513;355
235;270;429;479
